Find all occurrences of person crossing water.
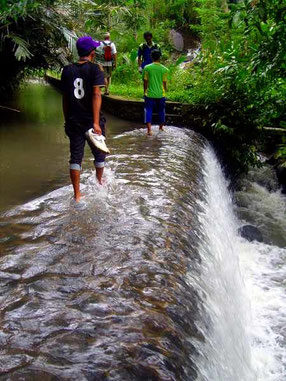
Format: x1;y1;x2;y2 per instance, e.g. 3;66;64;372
61;36;106;202
143;49;169;136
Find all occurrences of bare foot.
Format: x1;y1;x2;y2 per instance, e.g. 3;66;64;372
147;131;152;136
97;175;106;185
74;192;86;202
159;127;164;132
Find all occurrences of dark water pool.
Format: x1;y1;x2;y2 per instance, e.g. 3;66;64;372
0;83;140;212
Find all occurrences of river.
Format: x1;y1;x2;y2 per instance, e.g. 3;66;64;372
0;83;285;380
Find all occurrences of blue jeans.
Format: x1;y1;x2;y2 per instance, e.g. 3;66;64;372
144;97;166;124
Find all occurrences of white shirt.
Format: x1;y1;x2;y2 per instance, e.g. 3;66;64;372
97;39;117;67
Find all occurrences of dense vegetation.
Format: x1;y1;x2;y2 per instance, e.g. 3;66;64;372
190;0;286;173
0;1;68;96
0;0;285;174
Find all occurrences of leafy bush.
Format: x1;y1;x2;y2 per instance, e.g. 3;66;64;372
180;0;286;173
0;0;73;99
112;50;141;85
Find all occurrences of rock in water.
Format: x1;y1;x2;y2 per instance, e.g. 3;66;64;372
238;225;263;242
276;164;286;193
169;30;184;52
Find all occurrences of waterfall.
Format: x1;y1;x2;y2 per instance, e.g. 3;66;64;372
0;126;285;380
188;145;286;381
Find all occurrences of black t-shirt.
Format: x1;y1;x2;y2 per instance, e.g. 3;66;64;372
61;62;105;122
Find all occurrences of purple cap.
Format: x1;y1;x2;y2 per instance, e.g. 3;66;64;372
76;36;100;57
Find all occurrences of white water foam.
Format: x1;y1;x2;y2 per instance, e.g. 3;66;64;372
2;166;118;218
189;145;286;380
239;241;286;381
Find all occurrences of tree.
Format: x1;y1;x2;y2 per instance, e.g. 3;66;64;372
0;0;75;99
188;0;286;172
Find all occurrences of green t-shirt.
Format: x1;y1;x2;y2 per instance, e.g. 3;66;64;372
143;62;169;98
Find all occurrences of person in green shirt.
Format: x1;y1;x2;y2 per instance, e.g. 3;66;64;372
143;50;169;136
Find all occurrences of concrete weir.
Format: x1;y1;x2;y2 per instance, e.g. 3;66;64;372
44;75;285;149
44;74;203;128
44;74;188;125
101;93;184;125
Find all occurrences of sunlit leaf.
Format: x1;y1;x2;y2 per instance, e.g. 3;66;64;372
8;34;33;61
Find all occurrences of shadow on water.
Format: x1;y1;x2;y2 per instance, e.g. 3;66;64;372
0;118;209;379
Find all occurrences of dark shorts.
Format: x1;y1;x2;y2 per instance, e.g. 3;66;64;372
103;66;112;79
144;97;166;124
65;114;106;168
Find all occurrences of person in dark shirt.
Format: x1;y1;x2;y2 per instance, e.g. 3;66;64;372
61;36;106;202
138;31;161;73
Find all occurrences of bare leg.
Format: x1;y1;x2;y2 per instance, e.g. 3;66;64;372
96;167;104;184
70;169;81;202
158;98;165;132
147;122;152;136
104;77;108;95
105;77;110;95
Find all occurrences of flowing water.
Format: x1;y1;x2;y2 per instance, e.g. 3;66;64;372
0;84;285;380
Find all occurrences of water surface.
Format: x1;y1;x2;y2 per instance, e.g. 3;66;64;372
0;84;285;380
0;83;139;212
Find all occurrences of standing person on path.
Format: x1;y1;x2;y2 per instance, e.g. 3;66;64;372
143;49;169;136
138;31;161;73
61;36;106;202
97;32;117;95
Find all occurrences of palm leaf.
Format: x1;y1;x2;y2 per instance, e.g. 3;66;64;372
8;34;33;61
61;27;78;56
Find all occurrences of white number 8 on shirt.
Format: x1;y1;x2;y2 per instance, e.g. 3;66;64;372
73;78;85;99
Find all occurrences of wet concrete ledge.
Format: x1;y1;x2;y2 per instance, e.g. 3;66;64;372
101;95;213;132
44;74;205;128
45;75;285;140
101;93;187;126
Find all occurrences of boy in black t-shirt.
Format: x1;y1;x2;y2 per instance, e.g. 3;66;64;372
61;36;106;202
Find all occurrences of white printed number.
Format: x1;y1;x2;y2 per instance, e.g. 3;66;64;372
73;78;85;99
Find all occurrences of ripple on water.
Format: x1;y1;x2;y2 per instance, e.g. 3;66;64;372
0;127;206;379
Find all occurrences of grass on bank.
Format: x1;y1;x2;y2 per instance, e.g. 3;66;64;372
110;62;201;104
109;83;143;100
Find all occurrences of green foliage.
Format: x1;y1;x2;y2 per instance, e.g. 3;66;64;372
274;130;286;162
179;0;286;174
150;0;197;28
109;83;143;99
7;34;33;61
111;56;195;103
192;0;229;51
0;0;44;23
0;0;76;98
112;52;141;85
274;144;286;162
